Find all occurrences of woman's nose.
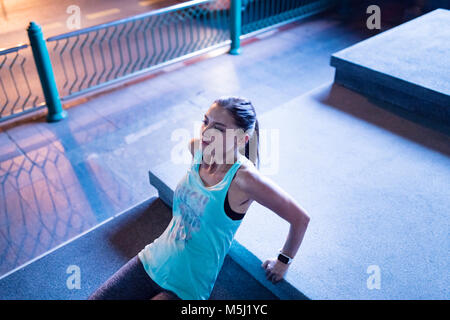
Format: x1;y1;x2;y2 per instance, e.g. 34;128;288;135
202;126;214;136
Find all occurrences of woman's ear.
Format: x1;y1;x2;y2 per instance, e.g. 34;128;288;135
234;130;249;149
239;134;249;148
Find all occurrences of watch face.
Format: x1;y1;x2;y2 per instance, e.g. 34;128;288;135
277;254;289;264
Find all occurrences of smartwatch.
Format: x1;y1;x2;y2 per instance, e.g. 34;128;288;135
277;251;293;265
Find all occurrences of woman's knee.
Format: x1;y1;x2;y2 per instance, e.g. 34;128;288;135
150;290;181;300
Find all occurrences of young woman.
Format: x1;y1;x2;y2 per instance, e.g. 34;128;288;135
88;96;310;300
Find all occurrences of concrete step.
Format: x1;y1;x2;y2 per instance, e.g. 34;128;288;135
330;9;450;125
0;197;279;300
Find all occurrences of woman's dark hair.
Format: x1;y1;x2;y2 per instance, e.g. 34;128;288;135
213;96;260;169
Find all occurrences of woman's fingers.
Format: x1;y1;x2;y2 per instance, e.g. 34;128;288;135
269;272;280;283
268;272;280;283
262;259;283;283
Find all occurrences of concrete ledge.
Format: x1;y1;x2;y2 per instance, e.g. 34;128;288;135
330;9;450;125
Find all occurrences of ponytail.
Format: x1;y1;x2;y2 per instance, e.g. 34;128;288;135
245;118;260;169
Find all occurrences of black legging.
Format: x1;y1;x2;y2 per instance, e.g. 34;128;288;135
88;255;181;300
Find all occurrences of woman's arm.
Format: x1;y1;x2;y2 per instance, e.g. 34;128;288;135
238;168;310;283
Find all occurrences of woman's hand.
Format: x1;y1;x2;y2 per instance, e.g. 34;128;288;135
261;258;289;284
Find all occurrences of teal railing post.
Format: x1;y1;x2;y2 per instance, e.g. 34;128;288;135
27;21;67;122
229;0;242;55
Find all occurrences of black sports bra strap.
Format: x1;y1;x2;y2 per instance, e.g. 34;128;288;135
224;191;246;221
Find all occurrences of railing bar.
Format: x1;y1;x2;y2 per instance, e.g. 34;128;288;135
0;71;9;113
250;0;257;30
0;44;28;55
172;14;181;60
8;52;22;110
57;39;70;90
204;4;214;48
148;17;159;67
68;35;80;94
197;6;207;50
86;30;99;88
277;0;282;17
0;104;46;123
142;16;157;69
156;20;165;65
19;54;33;110
161;17;173;62
138;17;152;70
202;5;212;49
130;19;145;74
194;8;204;51
113;23;127;79
179;9;187;55
213;4;224;44
77;33;90;92
122;20;137;76
31;96;40;109
97;27;110;85
214;6;222;44
186;9;196;55
105;25;118;82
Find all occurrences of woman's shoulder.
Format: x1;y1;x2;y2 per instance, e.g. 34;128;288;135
234;155;261;191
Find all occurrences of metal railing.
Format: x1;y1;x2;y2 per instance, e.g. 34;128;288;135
241;0;336;36
0;44;45;121
0;0;336;123
47;0;231;100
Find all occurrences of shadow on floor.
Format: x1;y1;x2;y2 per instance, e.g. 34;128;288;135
319;83;450;156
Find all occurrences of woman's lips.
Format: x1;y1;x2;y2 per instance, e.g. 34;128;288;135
202;140;210;147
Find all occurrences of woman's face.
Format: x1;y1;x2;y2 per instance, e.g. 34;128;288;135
201;103;248;164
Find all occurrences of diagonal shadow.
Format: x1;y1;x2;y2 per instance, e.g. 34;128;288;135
318;83;450;157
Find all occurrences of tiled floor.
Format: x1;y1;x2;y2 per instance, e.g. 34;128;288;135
0;13;381;278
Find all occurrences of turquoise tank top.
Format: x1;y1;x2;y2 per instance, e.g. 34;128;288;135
138;149;249;300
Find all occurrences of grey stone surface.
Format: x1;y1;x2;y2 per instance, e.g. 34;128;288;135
149;82;450;299
331;9;450;123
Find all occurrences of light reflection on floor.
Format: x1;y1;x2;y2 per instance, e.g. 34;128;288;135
0;14;376;278
0;107;143;277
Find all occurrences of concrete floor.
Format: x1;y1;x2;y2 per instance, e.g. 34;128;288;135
234;82;450;299
1;12;373;278
1;10;448;300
